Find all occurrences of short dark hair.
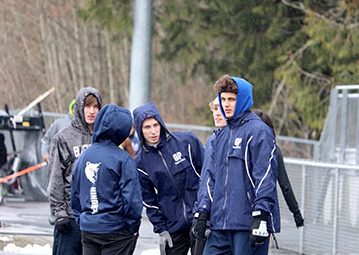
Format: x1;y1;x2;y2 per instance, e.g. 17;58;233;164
213;75;238;94
84;94;99;107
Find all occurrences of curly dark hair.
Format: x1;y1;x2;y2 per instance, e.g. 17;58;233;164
213;75;238;94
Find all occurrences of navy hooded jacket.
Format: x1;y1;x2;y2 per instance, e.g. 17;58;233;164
71;104;143;234
133;102;204;234
197;77;280;233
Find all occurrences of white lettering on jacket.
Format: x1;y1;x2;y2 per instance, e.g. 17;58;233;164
85;161;101;214
73;144;91;158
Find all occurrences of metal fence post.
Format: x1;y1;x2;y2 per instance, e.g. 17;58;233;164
299;164;306;254
356;91;359;165
338;90;348;163
328;89;338;162
332;167;339;255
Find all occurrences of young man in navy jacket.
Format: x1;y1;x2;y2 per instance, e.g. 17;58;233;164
194;97;226;213
133;102;204;255
71;104;143;255
193;75;280;255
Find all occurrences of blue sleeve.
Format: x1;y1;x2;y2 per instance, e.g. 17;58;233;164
251;129;278;214
196;136;215;214
137;162;167;234
120;158;143;234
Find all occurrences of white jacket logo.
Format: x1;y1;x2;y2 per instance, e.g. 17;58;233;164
233;138;242;149
85;162;101;184
173;151;185;165
85;161;101;214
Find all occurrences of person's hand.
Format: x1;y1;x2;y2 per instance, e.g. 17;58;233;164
159;231;173;255
293;210;304;228
250;210;269;247
55;217;71;234
191;212;208;239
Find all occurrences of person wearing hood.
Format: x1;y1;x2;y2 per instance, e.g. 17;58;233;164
71;104;143;255
193;75;280;255
133;102;204;255
48;87;102;255
41;98;76;225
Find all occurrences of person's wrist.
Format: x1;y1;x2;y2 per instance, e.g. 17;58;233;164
194;211;208;221
252;210;268;220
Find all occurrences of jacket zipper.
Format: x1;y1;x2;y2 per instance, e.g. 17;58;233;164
158;150;189;226
222;128;232;229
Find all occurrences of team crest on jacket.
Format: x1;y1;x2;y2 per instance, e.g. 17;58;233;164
233;138;242;149
85;161;101;214
85;162;101;184
173;151;185;165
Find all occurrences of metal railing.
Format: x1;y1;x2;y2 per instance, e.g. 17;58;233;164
278;158;359;255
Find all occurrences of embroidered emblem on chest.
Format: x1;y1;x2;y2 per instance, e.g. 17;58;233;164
173;151;186;165
233;138;242;149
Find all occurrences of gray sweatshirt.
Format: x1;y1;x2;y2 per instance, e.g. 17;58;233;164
47;87;102;219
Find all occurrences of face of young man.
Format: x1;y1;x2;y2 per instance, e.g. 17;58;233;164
211;100;227;128
84;101;100;125
142;117;161;145
220;92;237;118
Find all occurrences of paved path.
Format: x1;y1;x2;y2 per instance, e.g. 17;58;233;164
0;200;297;254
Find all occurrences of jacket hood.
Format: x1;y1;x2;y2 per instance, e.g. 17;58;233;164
218;77;253;120
92;104;132;146
72;87;102;134
133;102;168;146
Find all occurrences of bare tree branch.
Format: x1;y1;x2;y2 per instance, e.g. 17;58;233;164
282;0;359;29
268;78;286;116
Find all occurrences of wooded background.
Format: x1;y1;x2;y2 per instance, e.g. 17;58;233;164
0;0;358;139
